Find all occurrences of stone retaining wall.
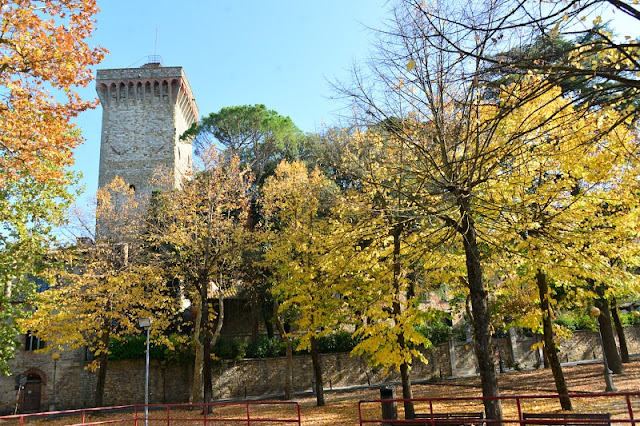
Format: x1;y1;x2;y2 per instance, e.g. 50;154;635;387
1;326;636;413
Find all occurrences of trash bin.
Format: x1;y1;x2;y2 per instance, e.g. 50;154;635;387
379;385;397;425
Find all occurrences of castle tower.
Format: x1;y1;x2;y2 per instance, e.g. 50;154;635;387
96;61;199;195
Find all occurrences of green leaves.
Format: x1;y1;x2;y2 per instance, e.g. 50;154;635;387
185;104;304;184
0;167;75;374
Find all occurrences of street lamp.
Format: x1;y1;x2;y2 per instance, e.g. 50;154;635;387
589;307;616;392
50;352;61;411
138;317;152;426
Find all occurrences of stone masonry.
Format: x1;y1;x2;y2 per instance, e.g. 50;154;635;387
96;64;199;195
1;327;637;413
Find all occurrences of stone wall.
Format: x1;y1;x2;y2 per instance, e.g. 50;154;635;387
1;326;637;413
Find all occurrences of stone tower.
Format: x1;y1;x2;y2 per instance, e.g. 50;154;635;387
96;62;199;195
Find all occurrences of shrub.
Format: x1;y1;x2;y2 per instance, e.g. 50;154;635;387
415;321;452;345
452;323;470;342
245;336;285;358
621;311;640;327
213;337;247;360
109;333;193;364
317;331;359;353
109;335;146;360
555;312;596;331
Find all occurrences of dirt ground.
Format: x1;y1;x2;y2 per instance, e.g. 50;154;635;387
295;359;640;425
4;359;640;425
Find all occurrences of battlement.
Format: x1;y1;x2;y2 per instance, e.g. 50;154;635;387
96;66;198;125
97;65;182;81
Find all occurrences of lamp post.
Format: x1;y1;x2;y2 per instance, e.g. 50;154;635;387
50;352;60;411
589;307;616;392
138;317;152;426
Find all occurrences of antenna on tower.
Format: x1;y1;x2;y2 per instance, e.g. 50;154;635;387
143;29;162;68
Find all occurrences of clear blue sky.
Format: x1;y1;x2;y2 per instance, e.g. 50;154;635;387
71;1;389;204
70;1;639;208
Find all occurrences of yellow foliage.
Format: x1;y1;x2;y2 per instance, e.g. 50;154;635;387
20;177;175;369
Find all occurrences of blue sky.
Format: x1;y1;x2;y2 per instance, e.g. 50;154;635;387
70;1;639;210
71;1;389;205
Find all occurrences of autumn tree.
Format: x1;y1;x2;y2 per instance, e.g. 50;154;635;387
262;160;340;407
337;1;536;417
183;104;308;345
335;0;640;417
0;0;105;373
20;178;173;407
330;126;449;419
146;148;252;406
0;0;105;185
404;0;640;390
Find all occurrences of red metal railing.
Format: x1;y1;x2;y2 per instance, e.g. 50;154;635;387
359;392;640;425
0;400;301;425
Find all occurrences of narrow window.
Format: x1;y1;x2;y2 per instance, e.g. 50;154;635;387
24;331;45;351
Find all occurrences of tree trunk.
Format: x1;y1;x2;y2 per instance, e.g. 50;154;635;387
541;342;550;369
309;336;325;407
458;199;503;421
94;323;110;408
391;225;415;419
536;270;572;411
200;285;213;411
610;298;630;363
212;291;225;346
400;362;415;419
594;295;624;374
273;302;293;400
190;304;203;404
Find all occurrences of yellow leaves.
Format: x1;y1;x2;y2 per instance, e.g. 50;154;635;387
19;176;176;357
406;59;416;72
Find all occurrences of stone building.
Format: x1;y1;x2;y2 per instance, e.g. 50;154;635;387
0;60;201;414
96;60;199;194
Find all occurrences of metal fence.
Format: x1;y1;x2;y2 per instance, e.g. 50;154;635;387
359;392;640;426
0;400;301;425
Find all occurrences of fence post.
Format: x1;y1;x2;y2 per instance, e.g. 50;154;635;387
379;385;397;426
203;403;207;426
627;395;636;426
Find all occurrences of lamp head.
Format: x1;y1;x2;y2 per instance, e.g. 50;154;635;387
589;306;601;318
51;352;61;361
138;317;152;328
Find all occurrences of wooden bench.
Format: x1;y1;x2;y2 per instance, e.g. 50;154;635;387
407;412;485;426
522;413;611;426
